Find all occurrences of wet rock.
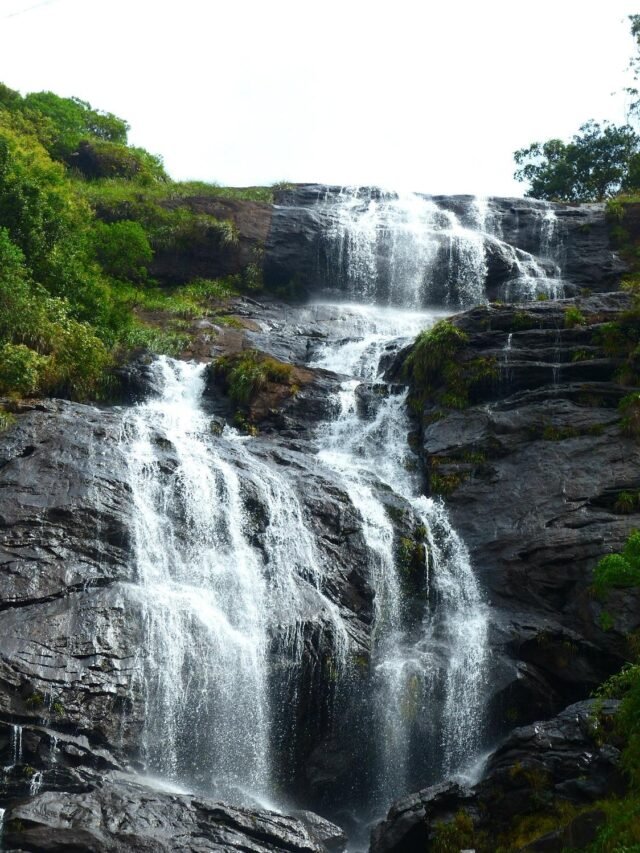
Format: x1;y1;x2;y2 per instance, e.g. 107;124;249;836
110;353;160;403
403;293;640;723
370;700;623;853
2;774;346;852
264;186;626;301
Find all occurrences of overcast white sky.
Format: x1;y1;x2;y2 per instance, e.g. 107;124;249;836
0;0;638;195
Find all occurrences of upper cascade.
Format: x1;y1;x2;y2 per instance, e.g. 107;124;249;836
264;184;626;306
322;187;563;307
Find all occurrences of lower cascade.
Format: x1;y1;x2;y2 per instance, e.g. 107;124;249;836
120;301;490;845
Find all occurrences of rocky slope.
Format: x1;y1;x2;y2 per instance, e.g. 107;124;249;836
371;292;640;850
403;293;640;725
371;699;624;853
0;187;637;850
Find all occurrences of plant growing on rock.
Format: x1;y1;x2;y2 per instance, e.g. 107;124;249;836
620;393;640;438
404;319;497;413
593;531;640;597
564;305;586;328
213;349;293;407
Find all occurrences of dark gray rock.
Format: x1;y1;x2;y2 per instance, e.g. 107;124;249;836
2;774;346;852
402;294;640;725
264;186;626;302
370;700;623;853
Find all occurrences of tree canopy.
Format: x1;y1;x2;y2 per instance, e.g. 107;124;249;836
514;15;640;202
513;121;640;202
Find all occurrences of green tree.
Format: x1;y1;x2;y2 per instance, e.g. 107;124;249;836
21;91;129;161
514;121;640;201
92;220;153;281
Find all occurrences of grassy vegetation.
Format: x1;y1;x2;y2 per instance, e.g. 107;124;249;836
564;305;586;328
212;349;294;407
620;392;640;438
404;319;497;414
615;490;640;514
593;531;640;597
581;531;640;850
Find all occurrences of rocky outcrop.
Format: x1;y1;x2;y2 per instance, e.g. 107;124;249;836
264;185;627;300
2;769;346;852
371;699;623;853
0;400;144;758
402;292;640;729
150;195;272;285
0;368;400;840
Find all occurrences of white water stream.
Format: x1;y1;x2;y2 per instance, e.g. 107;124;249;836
324;187;563;306
116;189;541;837
123;358;350;806
309;303;489;808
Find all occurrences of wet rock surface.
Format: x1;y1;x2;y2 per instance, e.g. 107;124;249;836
1;276;638;848
264;186;627;299
371;699;623;853
1;772;346;852
0;328;388;847
401;293;640;728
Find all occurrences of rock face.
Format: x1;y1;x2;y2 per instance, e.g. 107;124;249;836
2;772;346;852
400;293;640;730
371;699;624;853
0;389;361;849
263;185;627;301
0;206;637;850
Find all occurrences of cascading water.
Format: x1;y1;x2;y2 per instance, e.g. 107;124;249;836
123;357;351;806
322;187;564;307
114;186;544;846
309;304;489;814
124;358;273;803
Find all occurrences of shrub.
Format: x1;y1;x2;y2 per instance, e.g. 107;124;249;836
593;531;640;596
405;320;469;389
0;343;49;395
92;220;152;281
70;139;166;183
432;810;476;853
564;305;586;328
615;491;640;514
213;350;293;406
405;320;496;411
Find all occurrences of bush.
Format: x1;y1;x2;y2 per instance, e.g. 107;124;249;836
0;343;49;394
92;220;152;281
405;320;496;411
593;531;640;596
70;139;166;183
564;305;586;328
213;350;293;406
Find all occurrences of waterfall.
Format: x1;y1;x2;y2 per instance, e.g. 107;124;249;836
115;188;513;836
123;357;351;806
321;187;563;306
2;725;22;773
124;358;272;803
310;303;489;809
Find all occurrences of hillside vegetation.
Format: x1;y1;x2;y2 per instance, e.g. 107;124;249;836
0;83;276;401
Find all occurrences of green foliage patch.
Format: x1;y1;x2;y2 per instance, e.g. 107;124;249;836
213;349;294;407
0;82;278;400
593;532;640;597
404;320;497;414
